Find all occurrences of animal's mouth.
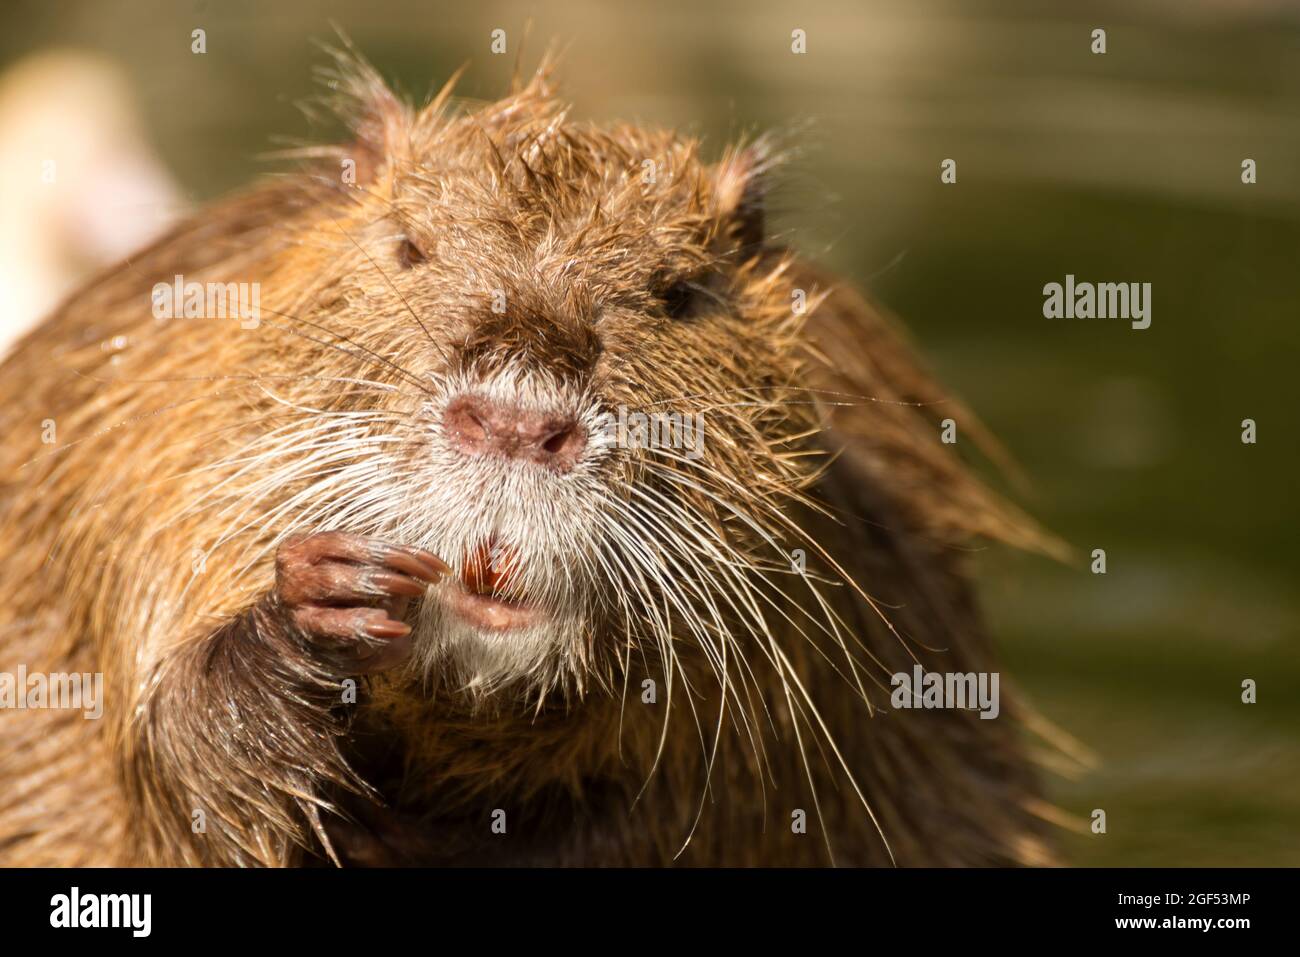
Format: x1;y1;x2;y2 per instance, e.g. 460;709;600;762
444;537;539;631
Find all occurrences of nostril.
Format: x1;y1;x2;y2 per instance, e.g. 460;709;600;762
542;428;572;455
463;410;489;441
538;423;587;470
443;397;492;454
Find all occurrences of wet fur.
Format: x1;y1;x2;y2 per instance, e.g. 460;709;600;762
0;50;1058;866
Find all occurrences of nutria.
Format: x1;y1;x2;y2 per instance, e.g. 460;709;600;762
0;48;1061;867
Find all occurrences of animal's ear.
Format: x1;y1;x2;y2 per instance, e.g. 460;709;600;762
313;36;414;185
711;141;770;252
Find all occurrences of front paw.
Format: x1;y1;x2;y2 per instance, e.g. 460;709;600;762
269;532;448;674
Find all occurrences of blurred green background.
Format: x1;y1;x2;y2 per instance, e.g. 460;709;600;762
2;0;1296;865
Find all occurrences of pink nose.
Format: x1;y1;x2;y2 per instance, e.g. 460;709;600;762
443;395;587;472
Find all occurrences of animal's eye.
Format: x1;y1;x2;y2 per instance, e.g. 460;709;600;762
660;280;697;320
397;237;427;270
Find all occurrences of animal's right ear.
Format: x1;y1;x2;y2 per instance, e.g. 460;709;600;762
711;144;767;252
315;38;414;186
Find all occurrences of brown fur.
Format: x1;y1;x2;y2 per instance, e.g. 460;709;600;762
0;50;1058;866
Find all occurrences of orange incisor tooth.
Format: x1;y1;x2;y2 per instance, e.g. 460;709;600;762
461;538;521;597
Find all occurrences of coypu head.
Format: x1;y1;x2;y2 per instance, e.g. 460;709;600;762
258;50;830;700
